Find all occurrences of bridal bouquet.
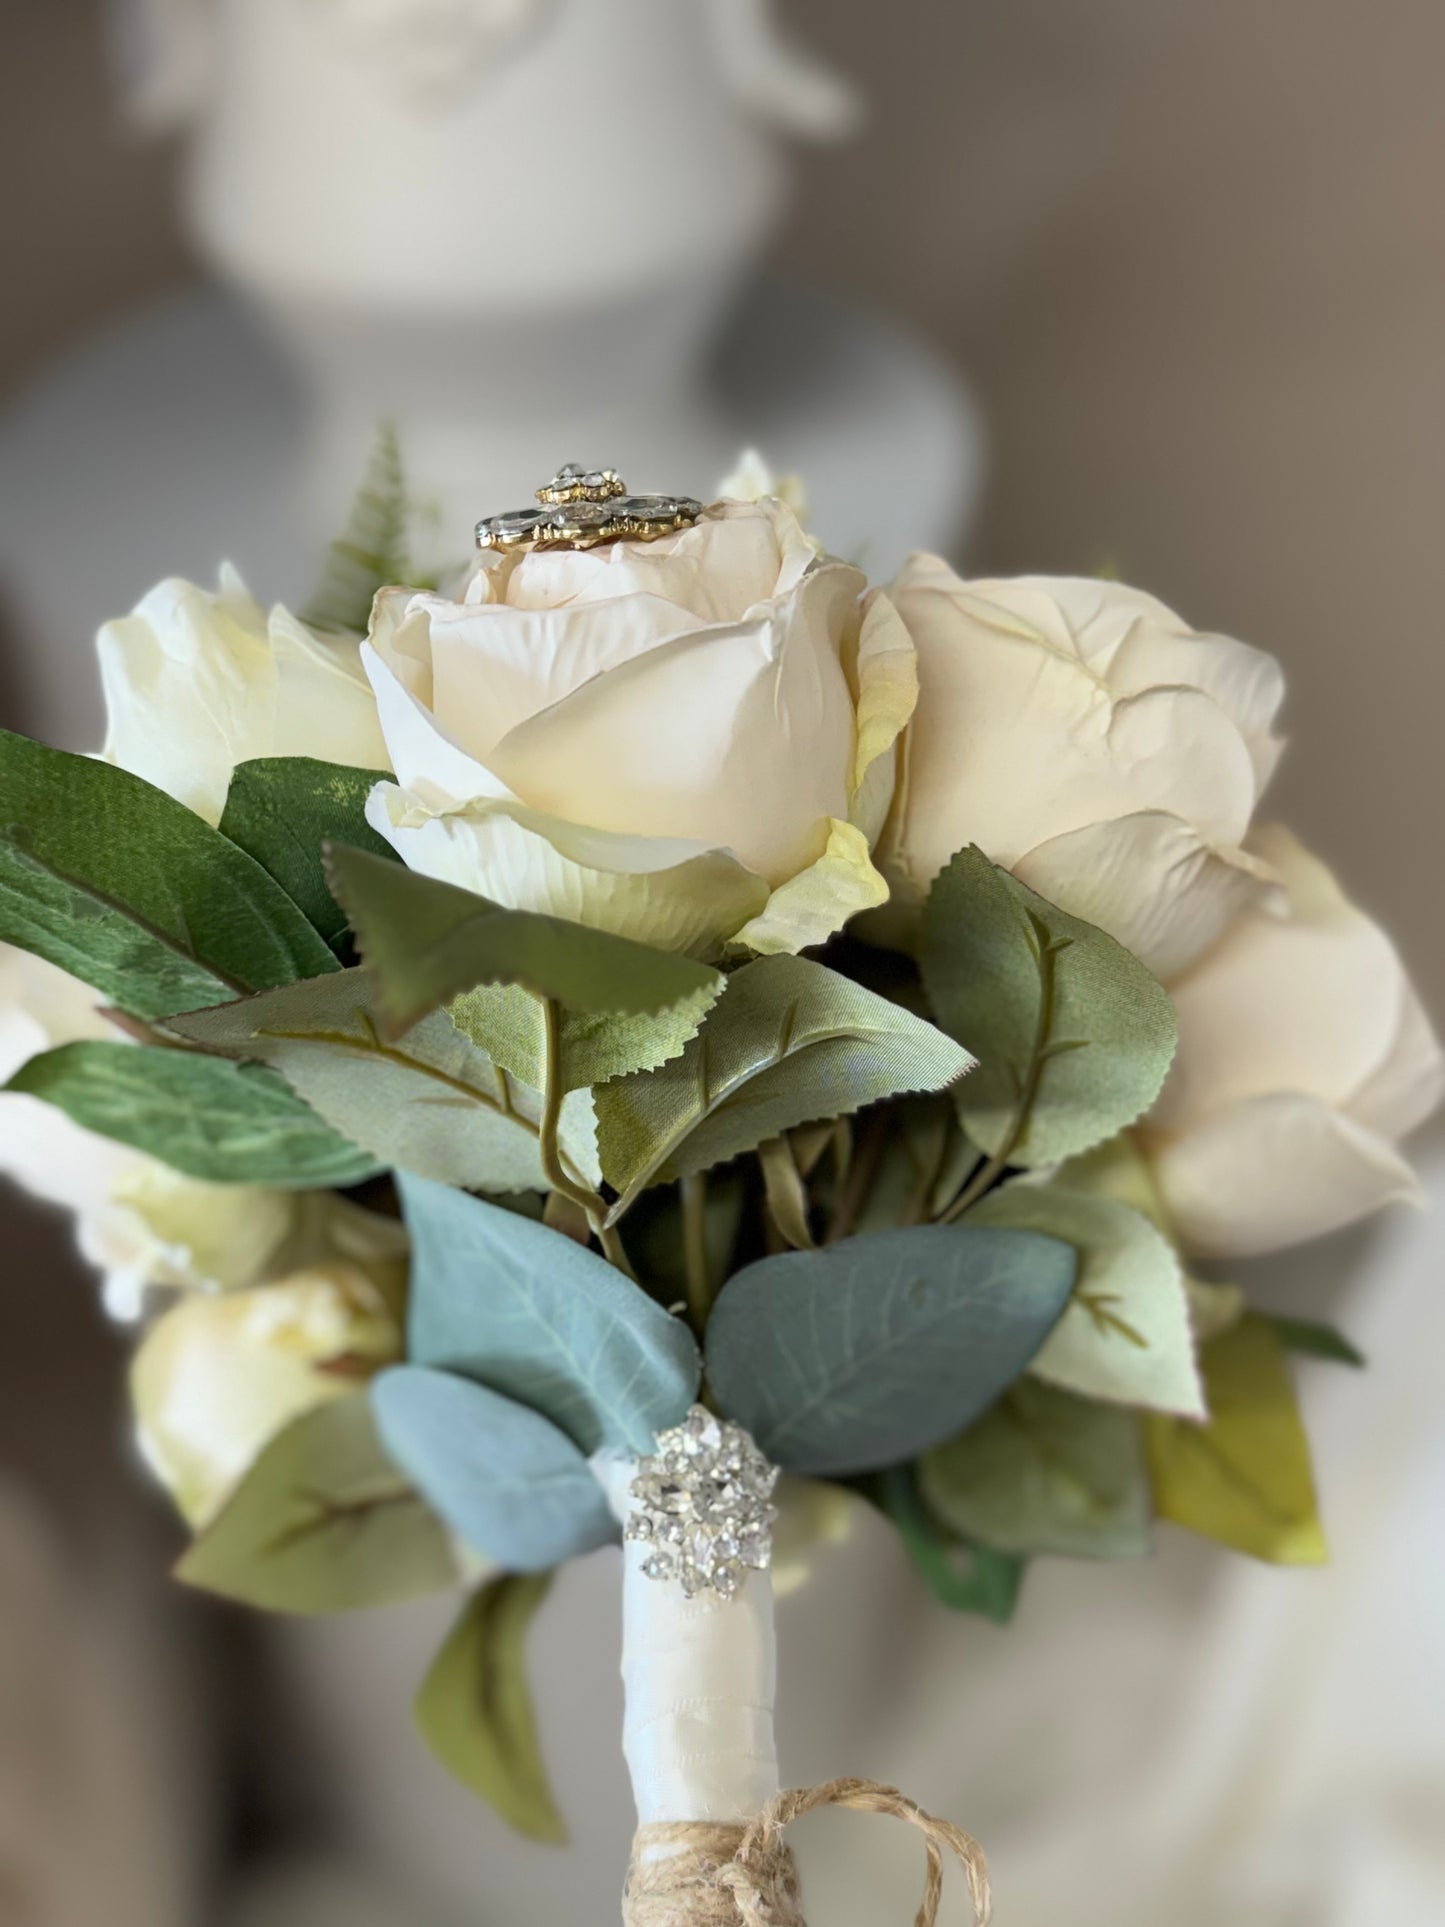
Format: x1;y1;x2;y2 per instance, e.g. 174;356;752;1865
2;449;1439;1923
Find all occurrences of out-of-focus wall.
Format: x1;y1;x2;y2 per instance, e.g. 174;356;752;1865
1;0;1442;1008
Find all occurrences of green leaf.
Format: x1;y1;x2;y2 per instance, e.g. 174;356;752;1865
965;1182;1204;1417
167;971;600;1195
0;729;339;1019
175;1395;459;1614
920;1380;1152;1561
325;842;720;1037
1266;1314;1365;1368
875;1465;1026;1623
400;1174;699;1455
1146;1316;1326;1564
415;1576;567;1844
371;1368;617;1570
301;421;415;635
921;846;1176;1168
219;758;397;955
705;1223;1076;1476
597;956;975;1221
450;976;722;1095
7;1040;378;1188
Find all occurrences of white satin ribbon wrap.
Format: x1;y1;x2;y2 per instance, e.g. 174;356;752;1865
596;1453;781;1826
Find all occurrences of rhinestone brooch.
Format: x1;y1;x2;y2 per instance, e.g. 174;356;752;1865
475;464;703;553
625;1407;780;1601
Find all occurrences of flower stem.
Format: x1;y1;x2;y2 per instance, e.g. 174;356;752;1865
681;1172;713;1336
539;995;635;1278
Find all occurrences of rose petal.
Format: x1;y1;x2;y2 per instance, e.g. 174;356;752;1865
847;588;917;844
361;642;512;808
734;819;891;956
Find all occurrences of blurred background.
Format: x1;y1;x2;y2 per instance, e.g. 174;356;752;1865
1;3;1442;1923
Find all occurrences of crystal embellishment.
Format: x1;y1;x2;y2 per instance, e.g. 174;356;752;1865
625;1407;780;1601
476;465;703;553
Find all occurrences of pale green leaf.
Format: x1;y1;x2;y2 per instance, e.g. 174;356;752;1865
450;975;721;1095
875;1465;1026;1623
0;728;338;1019
920;1380;1152;1561
7;1040;378;1188
175;1395;459;1613
705;1223;1076;1476
325;841;720;1036
597;955;974;1221
758;1135;816;1249
400;1174;699;1455
966;1182;1204;1417
301;421;415;635
921;846;1177;1167
371;1368;617;1570
415;1575;567;1844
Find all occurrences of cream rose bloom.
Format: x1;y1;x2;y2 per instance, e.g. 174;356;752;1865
131;1265;401;1526
100;567;389;826
877;565;1287;977
361;499;916;955
1138;826;1444;1258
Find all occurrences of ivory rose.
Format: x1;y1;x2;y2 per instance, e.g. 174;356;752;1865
100;567;389;825
877;565;1287;978
1139;826;1444;1258
361;498;916;955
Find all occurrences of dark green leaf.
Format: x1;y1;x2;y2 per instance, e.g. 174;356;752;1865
219;758;396;954
921;846;1176;1168
920;1380;1152;1561
176;1395;459;1614
705;1223;1076;1476
325;842;719;1037
371;1368;617;1570
301;421;415;635
597;956;974;1222
400;1174;699;1455
0;728;338;1018
415;1575;567;1844
875;1465;1026;1622
7;1040;378;1187
1265;1314;1365;1368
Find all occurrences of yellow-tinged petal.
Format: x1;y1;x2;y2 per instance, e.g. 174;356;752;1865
734;818;890;956
1146;1315;1326;1565
847;588;918;844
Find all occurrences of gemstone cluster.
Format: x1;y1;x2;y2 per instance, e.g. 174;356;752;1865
476;464;703;553
625;1407;780;1600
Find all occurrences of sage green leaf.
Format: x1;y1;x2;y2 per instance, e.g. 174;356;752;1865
176;1394;460;1614
919;1380;1152;1561
7;1040;378;1188
1266;1314;1365;1368
301;421;416;635
325;841;720;1036
921;846;1176;1168
415;1575;567;1844
168;972;600;1195
965;1182;1204;1418
399;1174;699;1455
876;1465;1026;1623
371;1368;617;1570
0;729;339;1018
450;976;722;1095
705;1223;1075;1476
597;956;975;1221
219;758;396;954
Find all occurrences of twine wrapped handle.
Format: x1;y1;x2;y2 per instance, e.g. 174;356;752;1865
719;1777;991;1927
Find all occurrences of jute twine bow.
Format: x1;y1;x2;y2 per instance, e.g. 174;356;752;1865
623;1778;991;1927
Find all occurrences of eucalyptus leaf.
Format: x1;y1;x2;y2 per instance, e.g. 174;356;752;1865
598;956;975;1221
400;1174;699;1455
920;1380;1152;1561
219;758;396;954
168;971;600;1194
921;846;1176;1168
175;1395;460;1614
965;1182;1204;1417
415;1575;567;1844
0;729;338;1019
371;1368;617;1570
326;842;720;1038
450;976;722;1095
1266;1314;1365;1368
7;1040;378;1187
705;1223;1076;1476
1146;1316;1326;1564
875;1464;1026;1623
301;421;416;635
